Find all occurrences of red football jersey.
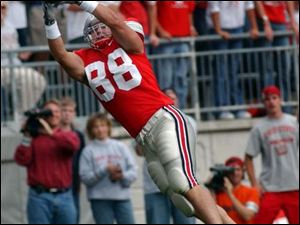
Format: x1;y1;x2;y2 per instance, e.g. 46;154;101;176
74;21;173;138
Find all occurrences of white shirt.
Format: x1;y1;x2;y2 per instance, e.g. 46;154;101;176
66;9;90;41
1;21;21;66
6;1;27;29
206;1;254;29
66;1;121;42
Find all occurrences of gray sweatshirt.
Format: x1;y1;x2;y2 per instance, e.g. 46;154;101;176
79;138;137;200
246;114;299;192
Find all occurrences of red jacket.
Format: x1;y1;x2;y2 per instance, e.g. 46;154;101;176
15;129;80;189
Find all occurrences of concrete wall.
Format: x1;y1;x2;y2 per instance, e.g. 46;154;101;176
1;119;262;224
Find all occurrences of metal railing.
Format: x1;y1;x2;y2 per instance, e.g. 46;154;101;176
1;31;299;125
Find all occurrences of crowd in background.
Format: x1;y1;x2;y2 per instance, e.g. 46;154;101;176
13;85;299;224
0;1;299;224
1;1;299;120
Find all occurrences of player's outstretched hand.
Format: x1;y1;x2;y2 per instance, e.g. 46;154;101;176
42;2;56;26
44;1;82;8
45;1;99;14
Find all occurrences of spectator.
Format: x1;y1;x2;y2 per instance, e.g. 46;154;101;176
134;89;196;224
207;1;259;120
193;1;209;36
26;1;67;61
79;113;137;224
1;86;9;120
154;1;197;109
14;99;80;224
1;1;46;116
6;1;30;48
120;1;159;51
255;1;299;113
60;97;85;224
193;1;215;120
245;85;299;224
66;4;90;44
295;2;299;29
215;157;259;224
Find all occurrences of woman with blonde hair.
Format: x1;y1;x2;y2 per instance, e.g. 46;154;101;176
79;113;137;224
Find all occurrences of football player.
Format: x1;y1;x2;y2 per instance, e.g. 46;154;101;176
43;1;234;223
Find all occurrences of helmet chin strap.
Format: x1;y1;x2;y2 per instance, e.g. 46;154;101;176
93;37;113;50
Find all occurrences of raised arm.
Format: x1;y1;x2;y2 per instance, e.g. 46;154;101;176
43;3;87;84
87;2;144;54
47;1;144;53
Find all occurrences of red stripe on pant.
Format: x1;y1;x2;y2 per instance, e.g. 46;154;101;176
164;105;198;187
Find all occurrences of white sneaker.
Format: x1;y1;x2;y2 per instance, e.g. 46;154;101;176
236;111;252;119
219;112;235;120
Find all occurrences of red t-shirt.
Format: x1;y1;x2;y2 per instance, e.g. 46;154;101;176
196;1;208;9
74;21;173;138
216;184;260;224
157;1;195;37
120;1;149;35
14;129;80;189
262;1;287;24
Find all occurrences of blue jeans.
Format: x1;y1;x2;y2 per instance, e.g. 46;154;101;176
212;27;244;107
1;86;8;120
72;191;80;224
27;188;76;224
90;199;135;224
154;42;190;109
17;28;29;47
145;193;195;224
256;22;292;112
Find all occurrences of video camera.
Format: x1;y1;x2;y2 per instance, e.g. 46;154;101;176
21;108;53;137
205;164;235;193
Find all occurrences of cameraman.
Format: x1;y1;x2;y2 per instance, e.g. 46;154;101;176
14;99;80;224
215;157;259;224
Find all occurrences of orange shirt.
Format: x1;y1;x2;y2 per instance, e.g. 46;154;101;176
216;184;259;224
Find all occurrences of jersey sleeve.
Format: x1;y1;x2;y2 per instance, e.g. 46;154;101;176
125;19;145;41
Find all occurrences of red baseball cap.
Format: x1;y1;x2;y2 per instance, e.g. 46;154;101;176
225;157;244;168
262;85;281;100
